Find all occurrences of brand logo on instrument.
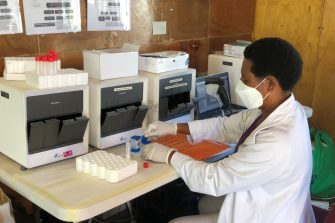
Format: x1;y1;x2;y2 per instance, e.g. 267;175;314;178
50;101;61;105
54;150;73;158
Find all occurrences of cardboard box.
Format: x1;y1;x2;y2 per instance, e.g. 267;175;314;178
83;44;139;80
138;51;189;73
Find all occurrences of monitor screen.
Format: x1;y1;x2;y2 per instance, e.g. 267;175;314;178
195;72;231;119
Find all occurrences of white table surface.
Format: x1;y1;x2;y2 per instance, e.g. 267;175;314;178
0;145;179;222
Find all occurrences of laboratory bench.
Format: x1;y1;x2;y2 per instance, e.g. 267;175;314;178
0;145;179;222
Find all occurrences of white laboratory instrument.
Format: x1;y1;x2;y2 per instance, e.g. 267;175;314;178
208;53;245;107
0;78;89;169
88;76;148;149
139;68;196;124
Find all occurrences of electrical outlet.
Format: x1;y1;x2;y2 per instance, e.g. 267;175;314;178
153;21;167;35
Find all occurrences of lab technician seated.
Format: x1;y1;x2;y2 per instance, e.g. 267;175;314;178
142;37;316;223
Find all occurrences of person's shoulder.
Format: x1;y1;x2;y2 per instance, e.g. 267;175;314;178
229;108;261;119
239;108;262;122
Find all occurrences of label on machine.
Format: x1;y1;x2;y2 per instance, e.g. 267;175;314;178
165;82;188;90
114;86;133;91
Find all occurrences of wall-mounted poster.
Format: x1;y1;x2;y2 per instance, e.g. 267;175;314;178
87;0;130;31
23;0;81;35
0;0;23;34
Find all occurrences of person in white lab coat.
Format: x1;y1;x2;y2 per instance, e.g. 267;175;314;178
142;37;316;223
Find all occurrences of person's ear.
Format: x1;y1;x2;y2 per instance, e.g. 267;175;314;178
267;75;277;91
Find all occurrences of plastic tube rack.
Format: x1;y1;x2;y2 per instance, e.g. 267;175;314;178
76;150;138;183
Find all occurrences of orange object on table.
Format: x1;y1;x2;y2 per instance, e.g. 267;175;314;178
154;134;229;160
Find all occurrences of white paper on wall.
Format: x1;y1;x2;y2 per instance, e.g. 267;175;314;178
0;0;23;34
87;0;130;31
23;0;81;35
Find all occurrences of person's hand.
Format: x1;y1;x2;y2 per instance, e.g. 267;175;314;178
144;121;177;137
141;142;175;163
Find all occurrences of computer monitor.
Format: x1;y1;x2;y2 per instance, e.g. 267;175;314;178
194;72;232;120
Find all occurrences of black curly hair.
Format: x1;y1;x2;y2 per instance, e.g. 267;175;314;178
244;37;303;91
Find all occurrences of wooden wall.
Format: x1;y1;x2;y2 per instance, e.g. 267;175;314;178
209;0;255;53
254;0;335;140
253;0;323;107
311;0;335;140
0;0;255;77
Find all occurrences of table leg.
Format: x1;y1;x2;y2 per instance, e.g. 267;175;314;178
33;205;42;223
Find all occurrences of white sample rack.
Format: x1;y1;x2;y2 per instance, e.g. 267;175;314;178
26;68;88;89
76;150;138;183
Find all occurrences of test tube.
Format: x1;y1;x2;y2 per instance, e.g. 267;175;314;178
126;141;131;160
49;50;58;75
40;56;47;75
35;56;40;75
46;56;52;75
130;135;142;156
52;59;58;75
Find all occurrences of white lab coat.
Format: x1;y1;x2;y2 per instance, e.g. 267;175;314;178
170;94;315;223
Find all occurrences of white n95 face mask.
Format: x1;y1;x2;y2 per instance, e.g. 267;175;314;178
235;78;269;109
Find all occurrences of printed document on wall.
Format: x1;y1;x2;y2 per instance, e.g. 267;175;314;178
87;0;130;31
23;0;81;35
0;0;23;34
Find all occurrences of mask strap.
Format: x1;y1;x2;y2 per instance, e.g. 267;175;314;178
256;77;271;100
263;91;270;100
255;77;268;89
